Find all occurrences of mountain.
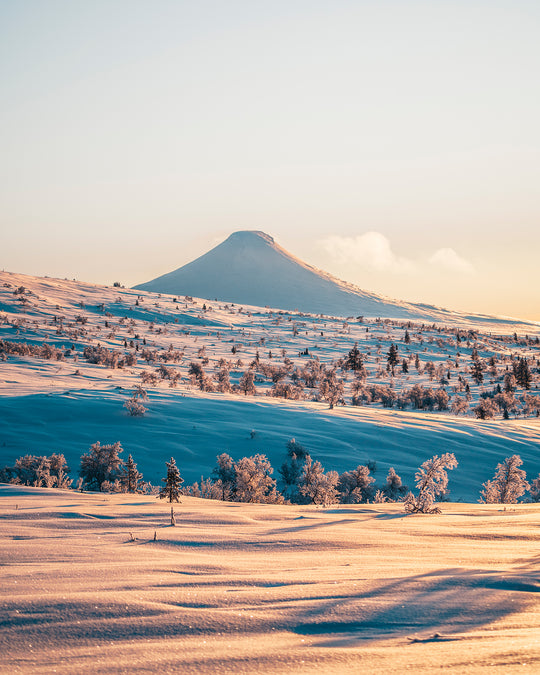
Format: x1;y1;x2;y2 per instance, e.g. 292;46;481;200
134;230;531;325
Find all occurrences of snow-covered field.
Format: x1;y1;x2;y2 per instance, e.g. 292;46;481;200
1;485;539;673
1;269;539;673
0;270;539;500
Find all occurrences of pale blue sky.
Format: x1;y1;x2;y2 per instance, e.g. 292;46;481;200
1;1;539;319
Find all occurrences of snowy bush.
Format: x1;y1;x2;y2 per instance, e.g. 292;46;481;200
124;397;147;416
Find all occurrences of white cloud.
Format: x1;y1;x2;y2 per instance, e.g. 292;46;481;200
429;248;475;274
318;232;415;274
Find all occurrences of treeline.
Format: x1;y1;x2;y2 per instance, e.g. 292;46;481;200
2;441;539;511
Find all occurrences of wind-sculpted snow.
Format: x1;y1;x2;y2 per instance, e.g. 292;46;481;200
1;487;539;673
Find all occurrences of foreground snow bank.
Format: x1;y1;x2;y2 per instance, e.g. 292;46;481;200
1;486;539;673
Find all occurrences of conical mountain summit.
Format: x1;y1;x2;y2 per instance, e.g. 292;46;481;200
133;230;510;323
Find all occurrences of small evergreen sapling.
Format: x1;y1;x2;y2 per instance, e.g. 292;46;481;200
404;453;458;514
159;457;183;503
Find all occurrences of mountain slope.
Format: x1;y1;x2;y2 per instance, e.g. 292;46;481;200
134;231;438;320
135;231;537;326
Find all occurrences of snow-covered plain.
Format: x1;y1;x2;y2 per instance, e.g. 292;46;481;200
1;485;539;673
0;269;539;500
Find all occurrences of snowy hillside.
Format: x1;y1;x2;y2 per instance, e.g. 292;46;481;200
1;269;539;501
135;230;540;327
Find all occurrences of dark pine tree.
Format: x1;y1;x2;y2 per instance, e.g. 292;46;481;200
515;357;532;390
159;457;183;502
345;343;364;371
121;454;143;493
470;359;484;385
386;343;399;376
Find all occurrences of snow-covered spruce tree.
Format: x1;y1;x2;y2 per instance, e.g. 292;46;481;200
299;456;339;506
79;442;124;492
403;453;458;514
120;454;144;493
159;457;183;503
480;455;529;504
278;439;310;503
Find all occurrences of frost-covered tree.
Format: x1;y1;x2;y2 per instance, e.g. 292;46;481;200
299;456;339;505
211;453;236;500
383;467;408;501
480;455;529;504
451;395;469;416
214;367;232;393
503;372;516;393
473;397;498;419
318;369;345;409
80;442;124;491
10;453;71;488
338;465;376;503
120;454;143;493
234;454;279;503
159;457;183;502
238;369;256;396
404;453;458;514
529;474;540;502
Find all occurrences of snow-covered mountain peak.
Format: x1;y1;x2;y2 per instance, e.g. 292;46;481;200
227;230;275;245
134;231;538;326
